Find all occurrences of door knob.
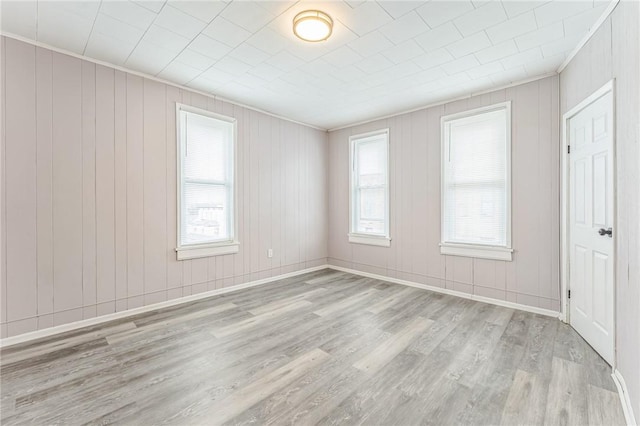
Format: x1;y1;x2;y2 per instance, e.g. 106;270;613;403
598;227;613;237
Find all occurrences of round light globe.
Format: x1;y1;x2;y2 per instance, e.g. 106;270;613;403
293;10;333;42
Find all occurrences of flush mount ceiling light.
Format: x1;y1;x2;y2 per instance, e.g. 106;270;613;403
293;10;333;42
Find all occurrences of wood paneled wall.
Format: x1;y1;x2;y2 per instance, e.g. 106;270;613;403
328;76;561;312
560;1;640;418
0;37;328;337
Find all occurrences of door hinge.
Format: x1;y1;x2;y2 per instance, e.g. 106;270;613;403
568;290;571;299
567;145;571;154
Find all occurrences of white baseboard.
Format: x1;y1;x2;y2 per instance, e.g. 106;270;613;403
0;265;328;349
328;265;561;318
613;369;638;426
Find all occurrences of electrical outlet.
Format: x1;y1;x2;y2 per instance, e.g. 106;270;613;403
267;249;273;258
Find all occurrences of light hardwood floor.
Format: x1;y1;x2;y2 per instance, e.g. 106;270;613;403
0;270;626;425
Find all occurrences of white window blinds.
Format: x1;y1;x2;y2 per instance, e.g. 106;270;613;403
350;130;390;244
442;104;511;255
178;107;235;249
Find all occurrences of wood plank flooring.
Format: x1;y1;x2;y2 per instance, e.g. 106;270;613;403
0;269;626;425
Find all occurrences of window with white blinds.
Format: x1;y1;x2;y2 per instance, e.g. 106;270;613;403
441;102;513;261
349;129;390;247
176;104;238;260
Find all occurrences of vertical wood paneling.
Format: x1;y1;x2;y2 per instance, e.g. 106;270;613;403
52;53;83;312
328;76;561;310
1;36;7;327
143;79;167;297
114;70;128;300
2;38;328;335
5;39;37;321
166;85;182;290
126;74;144;298
96;65;115;305
36;47;54;316
81;61;97;308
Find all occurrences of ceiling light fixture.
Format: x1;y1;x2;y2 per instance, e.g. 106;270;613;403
293;10;333;42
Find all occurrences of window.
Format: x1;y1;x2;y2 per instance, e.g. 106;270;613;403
176;104;238;260
441;102;512;261
349;129;390;247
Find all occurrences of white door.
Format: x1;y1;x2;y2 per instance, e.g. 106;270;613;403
568;87;614;365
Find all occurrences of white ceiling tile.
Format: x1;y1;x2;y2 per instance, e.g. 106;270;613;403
186;75;222;93
37;3;94;54
154;4;207;39
524;52;565;75
474;39;519;64
485;11;538;44
220;1;275;33
298;59;339;79
500;47;543;69
354;53;395;74
228;43;270;67
415;1;474;29
534;1;593;28
442;54;480;75
329;65;368;84
563;4;608;36
203;17;252;48
57;1;101;20
490;65;528;85
380;39;424;64
453;2;507;36
257;1;297;17
378;11;430;44
502;1;547;18
540;33;583;58
157;60;202;84
412;47;454;70
167;0;226;23
412;66;448;84
0;0;37;39
515;22;563;51
125;40;178;75
92;13;144;45
174;49;217;70
213;56;253;75
188;34;233;60
321;45;363;68
247;62;286;82
340;1;393;36
200;66;235;84
377;1;423;19
246;27;289;55
142;25;191;54
414;22;462;53
445;31;491;59
285;42;330;63
465;61;504;79
348;31;394;57
133;1;166;14
84;32;136;65
100;1;157;31
265;50;305;72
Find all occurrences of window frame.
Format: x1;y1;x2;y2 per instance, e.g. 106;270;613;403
175;103;239;260
440;102;513;261
348;128;391;247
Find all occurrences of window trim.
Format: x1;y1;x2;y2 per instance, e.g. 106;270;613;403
175;103;239;261
348;128;391;247
440;102;513;261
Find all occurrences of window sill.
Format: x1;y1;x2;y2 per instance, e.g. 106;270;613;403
440;243;513;261
348;233;391;247
176;242;239;260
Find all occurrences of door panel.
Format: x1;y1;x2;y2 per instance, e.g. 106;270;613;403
568;89;614;365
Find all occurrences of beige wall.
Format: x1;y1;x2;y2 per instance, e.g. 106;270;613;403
328;76;561;312
0;37;328;338
560;1;640;418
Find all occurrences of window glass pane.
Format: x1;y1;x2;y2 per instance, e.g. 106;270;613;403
357;139;386;187
182;112;231;182
443;108;508;247
357;188;385;234
182;182;229;245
